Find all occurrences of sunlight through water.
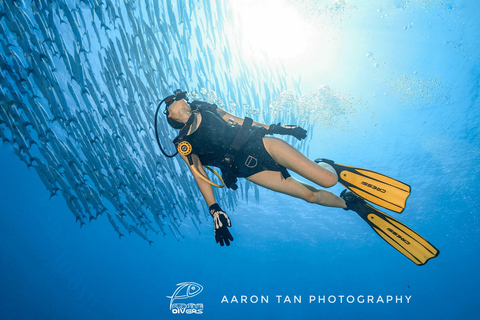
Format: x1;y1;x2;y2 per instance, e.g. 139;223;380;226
230;0;311;62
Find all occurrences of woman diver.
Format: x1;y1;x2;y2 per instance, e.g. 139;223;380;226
156;90;440;266
158;90;347;247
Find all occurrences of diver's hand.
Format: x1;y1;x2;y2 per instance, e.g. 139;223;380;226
209;203;234;246
268;123;307;140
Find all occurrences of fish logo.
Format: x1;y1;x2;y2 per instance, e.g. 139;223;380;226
167;282;204;314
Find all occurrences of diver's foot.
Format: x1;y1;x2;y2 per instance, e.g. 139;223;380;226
340;189;366;212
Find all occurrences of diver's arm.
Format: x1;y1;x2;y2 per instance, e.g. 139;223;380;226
180;153;234;246
216;107;270;129
216;107;307;140
180;154;216;206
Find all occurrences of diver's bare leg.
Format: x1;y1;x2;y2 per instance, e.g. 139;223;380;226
247;171;346;208
262;137;338;188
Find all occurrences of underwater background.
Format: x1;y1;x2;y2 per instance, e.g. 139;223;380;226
1;0;479;319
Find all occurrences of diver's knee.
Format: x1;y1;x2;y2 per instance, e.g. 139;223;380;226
326;173;338;188
320;172;338;188
304;190;318;204
316;161;339;188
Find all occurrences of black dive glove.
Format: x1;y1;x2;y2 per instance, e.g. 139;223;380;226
268;123;307;140
209;203;234;246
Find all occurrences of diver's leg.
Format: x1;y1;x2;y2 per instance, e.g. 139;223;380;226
262;137;338;188
247;171;346;208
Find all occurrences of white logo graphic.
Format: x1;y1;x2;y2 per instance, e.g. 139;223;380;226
167;282;204;314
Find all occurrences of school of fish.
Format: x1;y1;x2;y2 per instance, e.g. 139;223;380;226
0;0;317;243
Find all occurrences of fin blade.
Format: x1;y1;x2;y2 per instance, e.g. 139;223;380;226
384;215;439;257
335;164;411;213
369;224;422;265
349;186;405;213
355;169;411;192
359;204;439;265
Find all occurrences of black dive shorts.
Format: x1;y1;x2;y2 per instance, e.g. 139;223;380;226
235;136;291;179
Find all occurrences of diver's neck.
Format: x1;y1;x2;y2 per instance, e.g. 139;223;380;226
178;110;193;124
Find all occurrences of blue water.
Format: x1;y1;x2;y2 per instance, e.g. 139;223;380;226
1;0;479;319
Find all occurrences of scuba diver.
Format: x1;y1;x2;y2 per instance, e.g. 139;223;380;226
155;90;439;266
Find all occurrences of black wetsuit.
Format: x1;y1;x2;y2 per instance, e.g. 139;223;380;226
184;103;290;189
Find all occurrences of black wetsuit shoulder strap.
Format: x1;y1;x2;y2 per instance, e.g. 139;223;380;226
173;113;196;146
230;117;253;151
